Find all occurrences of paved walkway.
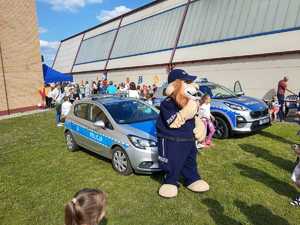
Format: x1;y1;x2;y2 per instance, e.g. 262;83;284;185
0;108;51;121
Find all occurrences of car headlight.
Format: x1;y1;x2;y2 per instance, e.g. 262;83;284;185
128;135;157;150
224;102;247;111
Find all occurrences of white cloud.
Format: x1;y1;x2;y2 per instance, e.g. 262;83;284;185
40;40;60;49
39;26;48;34
40;0;103;12
40;40;60;66
96;5;131;22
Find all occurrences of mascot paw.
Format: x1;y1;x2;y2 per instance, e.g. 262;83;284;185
158;184;178;198
193;117;206;142
187;180;209;193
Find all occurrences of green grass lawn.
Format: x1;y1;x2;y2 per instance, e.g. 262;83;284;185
1;111;300;225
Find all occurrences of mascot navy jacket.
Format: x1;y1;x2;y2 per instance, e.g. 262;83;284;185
156;97;195;140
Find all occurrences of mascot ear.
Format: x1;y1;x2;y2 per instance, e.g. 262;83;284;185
165;82;175;96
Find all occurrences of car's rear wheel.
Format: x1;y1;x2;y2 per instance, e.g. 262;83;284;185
112;147;133;175
214;116;230;139
65;131;79;151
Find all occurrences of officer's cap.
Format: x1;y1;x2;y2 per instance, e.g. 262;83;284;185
168;69;197;84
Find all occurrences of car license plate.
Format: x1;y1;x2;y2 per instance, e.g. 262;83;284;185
259;118;270;125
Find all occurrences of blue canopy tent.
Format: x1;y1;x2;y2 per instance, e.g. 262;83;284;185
42;64;73;84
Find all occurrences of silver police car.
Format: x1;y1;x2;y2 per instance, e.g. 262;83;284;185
64;95;160;175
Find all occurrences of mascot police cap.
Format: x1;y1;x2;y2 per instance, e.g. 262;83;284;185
168;69;197;84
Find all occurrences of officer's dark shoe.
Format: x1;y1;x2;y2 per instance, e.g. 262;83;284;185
187;180;209;192
158;184;178;198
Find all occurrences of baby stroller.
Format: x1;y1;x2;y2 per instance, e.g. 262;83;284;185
284;94;299;118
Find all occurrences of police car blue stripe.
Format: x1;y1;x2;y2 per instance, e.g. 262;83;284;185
65;121;129;149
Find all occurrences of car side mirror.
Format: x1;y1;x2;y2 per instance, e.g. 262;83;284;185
235;91;245;97
94;120;105;129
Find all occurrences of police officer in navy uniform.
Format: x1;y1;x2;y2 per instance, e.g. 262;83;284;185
156;69;209;198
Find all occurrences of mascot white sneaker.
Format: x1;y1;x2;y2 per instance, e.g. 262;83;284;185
156;69;209;198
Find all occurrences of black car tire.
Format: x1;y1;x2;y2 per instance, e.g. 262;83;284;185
112;147;133;176
214;116;230;139
65;131;79;152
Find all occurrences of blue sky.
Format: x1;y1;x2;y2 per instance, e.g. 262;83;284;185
37;0;152;66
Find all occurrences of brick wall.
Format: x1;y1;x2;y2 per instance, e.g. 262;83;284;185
0;0;43;115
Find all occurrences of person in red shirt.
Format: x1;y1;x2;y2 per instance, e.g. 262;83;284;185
277;76;291;122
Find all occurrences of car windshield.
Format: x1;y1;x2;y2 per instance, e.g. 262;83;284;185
103;100;158;124
199;83;237;99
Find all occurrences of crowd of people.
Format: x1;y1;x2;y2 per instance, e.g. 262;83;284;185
41;78;158;126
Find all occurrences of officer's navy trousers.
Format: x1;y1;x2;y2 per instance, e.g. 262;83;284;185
158;138;201;186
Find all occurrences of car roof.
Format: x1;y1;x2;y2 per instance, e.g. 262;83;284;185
80;95;138;105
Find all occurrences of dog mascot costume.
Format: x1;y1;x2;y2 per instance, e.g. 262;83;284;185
156;69;209;198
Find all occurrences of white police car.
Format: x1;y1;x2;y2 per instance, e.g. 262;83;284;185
154;79;271;139
197;80;270;138
64;96;160;175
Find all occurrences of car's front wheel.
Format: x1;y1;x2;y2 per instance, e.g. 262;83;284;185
214;116;230;139
112;147;133;175
64;131;79;151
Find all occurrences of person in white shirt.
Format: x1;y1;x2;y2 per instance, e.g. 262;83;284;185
85;81;91;97
60;96;72;123
50;85;60;102
128;82;140;99
124;77;130;90
198;94;216;147
55;87;65;127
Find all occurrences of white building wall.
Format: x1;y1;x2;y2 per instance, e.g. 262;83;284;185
107;50;172;69
73;53;300;99
178;53;300;98
73;66;169;87
174;30;300;63
52;34;83;73
106;67;169;86
73;72;102;84
73;60;106;72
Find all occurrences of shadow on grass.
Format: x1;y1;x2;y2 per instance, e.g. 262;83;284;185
202;198;242;225
80;148;112;164
234;163;297;199
258;130;295;145
231;132;257;139
150;172;164;184
239;144;294;172
99;217;108;225
234;200;290;225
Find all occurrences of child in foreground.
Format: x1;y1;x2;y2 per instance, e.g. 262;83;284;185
198;94;216;148
65;188;107;225
290;144;300;206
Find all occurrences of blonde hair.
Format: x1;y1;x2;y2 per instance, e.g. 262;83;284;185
65;188;107;225
200;94;210;104
170;79;189;108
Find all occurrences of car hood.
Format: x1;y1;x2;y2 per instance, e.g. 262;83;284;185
119;120;157;141
221;96;267;111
